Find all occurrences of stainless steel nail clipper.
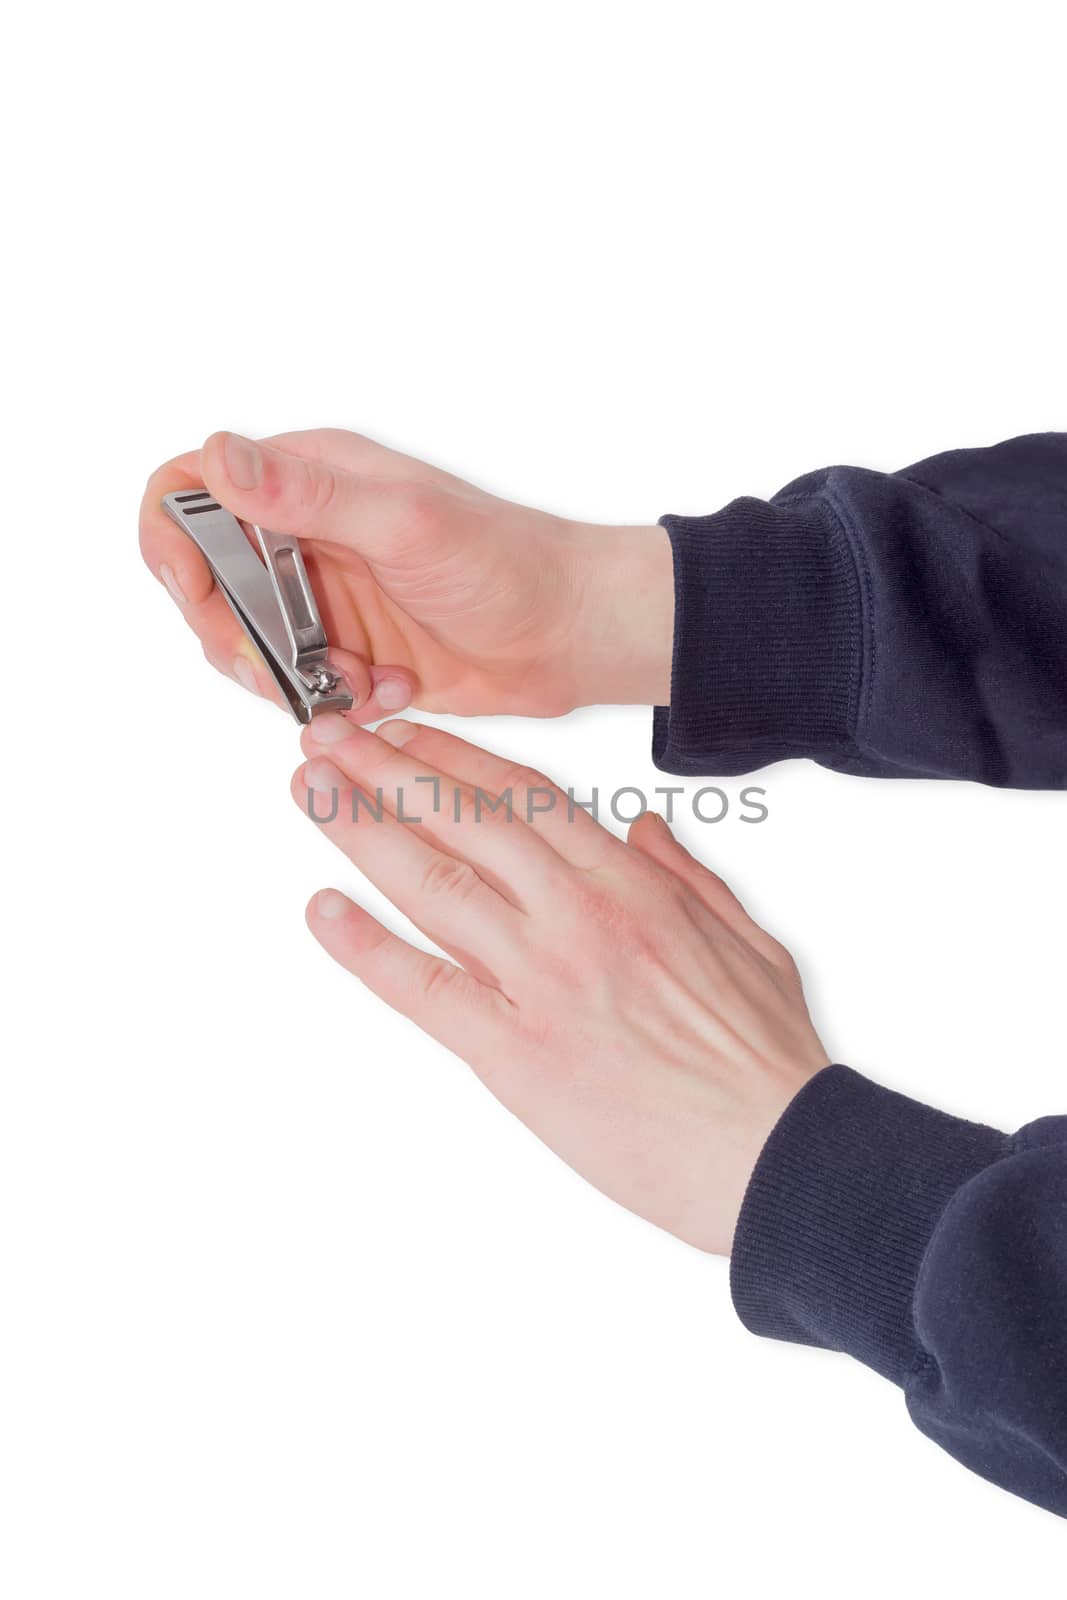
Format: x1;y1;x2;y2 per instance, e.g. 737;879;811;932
162;490;353;724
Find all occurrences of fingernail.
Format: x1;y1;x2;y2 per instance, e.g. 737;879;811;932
377;719;418;749
376;678;412;712
305;757;348;793
160;563;187;605
308;711;352;745
233;656;258;693
223;432;262;490
316;889;349;921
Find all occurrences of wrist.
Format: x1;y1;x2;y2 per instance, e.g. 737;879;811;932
567;520;675;706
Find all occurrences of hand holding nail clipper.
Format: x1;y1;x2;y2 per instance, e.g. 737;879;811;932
140;428;675;723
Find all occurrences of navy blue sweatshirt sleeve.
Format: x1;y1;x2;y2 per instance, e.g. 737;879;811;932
653;433;1067;786
730;1066;1067;1518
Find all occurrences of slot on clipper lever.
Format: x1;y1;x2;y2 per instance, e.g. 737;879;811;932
162;490;353;724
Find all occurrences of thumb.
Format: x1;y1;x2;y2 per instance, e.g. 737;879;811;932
200;430;417;552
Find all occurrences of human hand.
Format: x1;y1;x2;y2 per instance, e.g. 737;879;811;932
140;429;674;722
292;717;829;1255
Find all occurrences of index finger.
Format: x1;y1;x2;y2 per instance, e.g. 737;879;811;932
138;449;374;712
138;451;291;703
139;449;216;606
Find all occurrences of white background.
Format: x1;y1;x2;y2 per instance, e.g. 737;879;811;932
3;1;1065;1593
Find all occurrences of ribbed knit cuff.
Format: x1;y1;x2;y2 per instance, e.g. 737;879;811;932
652;496;864;775
729;1066;1011;1384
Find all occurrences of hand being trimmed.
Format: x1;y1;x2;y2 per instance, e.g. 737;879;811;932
294;716;828;1255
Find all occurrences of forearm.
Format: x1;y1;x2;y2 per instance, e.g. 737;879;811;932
732;1066;1067;1517
650;433;1067;786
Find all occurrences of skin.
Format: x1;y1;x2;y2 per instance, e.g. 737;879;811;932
294;716;829;1256
141;429;828;1252
139;428;676;720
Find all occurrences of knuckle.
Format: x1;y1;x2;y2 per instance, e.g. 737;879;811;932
450;785;479;826
699;866;729;896
418;959;460;1002
565;874;674;965
501;763;551;796
457;783;509;828
771;942;802;983
420;853;481;902
358;922;394;963
563;875;628;943
615;913;661;965
296;458;339;525
499;764;559;821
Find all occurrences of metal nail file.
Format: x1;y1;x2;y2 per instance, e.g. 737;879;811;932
162;490;353;724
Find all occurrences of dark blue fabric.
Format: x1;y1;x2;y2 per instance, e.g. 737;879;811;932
652;439;1067;1513
730;1068;1067;1518
653;432;1067;786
